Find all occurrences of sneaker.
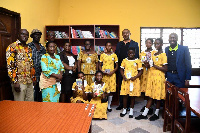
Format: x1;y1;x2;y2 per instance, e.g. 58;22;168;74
149;114;159;121
107;108;112;112
135;114;148;120
116;106;123;110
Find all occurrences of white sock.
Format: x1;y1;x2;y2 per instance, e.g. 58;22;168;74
129;108;134;116
122;108;127;114
142;107;149;116
108;96;113;109
155;109;159;116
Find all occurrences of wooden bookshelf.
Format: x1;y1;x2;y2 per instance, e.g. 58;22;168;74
45;25;120;105
45;25;120;55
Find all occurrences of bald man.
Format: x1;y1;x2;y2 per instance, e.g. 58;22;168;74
165;33;191;88
6;29;35;101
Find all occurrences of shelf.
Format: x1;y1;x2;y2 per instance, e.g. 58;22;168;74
70;38;94;40
45;25;119;54
54;38;69;40
95;38;119;40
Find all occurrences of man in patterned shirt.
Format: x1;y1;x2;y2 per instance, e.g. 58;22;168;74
6;29;35;101
28;29;46;101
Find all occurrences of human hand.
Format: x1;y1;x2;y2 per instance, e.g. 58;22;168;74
33;81;37;87
14;83;21;92
81;85;85;91
75;86;78;91
93;93;97;98
72;66;77;72
149;60;153;67
185;80;189;87
57;74;63;80
103;71;108;75
123;75;128;81
108;71;114;76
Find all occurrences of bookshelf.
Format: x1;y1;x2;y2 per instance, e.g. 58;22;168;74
45;25;120;105
45;25;120;55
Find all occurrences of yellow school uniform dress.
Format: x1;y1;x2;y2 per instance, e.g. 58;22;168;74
99;53;118;92
78;52;98;85
87;82;110;119
120;58;143;96
140;51;156;92
145;53;167;100
70;81;89;103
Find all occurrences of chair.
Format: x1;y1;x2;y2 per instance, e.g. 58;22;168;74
163;81;175;132
174;87;200;133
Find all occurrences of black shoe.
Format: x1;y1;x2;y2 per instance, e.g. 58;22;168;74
116;106;123;110
120;112;127;117
140;106;146;112
149;114;159;121
140;106;153;115
107;108;112;112
135;114;148;120
148;108;153;115
129;115;133;118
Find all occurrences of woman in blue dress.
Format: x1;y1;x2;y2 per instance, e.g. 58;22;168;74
40;41;64;102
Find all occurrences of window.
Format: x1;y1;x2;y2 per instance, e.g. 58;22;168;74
140;27;200;69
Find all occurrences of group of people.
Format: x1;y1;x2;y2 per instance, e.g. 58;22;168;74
6;28;191;120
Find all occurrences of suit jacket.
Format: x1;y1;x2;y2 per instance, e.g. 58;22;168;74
165;45;191;82
115;40;139;60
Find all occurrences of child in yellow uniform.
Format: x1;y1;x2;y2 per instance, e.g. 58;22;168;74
140;38;154;114
71;72;89;103
87;71;110;119
77;40;98;85
120;47;143;118
135;38;167;121
99;42;118;112
140;38;154;92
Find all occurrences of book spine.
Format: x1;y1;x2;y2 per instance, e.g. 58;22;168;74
71;27;74;38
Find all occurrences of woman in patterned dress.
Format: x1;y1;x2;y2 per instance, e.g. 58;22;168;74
40;41;64;102
77;40;98;85
135;38;167;121
120;47;143;118
87;71;110;119
99;42;118;112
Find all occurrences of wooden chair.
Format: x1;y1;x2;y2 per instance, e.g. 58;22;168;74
174;87;200;133
163;81;175;132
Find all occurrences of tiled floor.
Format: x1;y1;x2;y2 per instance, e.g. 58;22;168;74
92;98;170;133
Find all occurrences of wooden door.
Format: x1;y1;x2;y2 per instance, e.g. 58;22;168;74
0;7;21;100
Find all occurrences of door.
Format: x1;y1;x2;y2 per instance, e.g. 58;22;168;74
0;7;21;100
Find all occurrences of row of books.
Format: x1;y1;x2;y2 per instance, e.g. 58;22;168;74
95;27;118;38
71;27;93;38
58;46;105;55
47;31;69;39
95;46;105;55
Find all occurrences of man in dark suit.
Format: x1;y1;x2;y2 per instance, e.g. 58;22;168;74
165;33;191;87
115;29;139;110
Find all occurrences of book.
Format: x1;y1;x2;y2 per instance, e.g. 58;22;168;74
76;79;82;87
70;27;74;38
95;27;100;38
93;84;103;97
105;69;110;73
